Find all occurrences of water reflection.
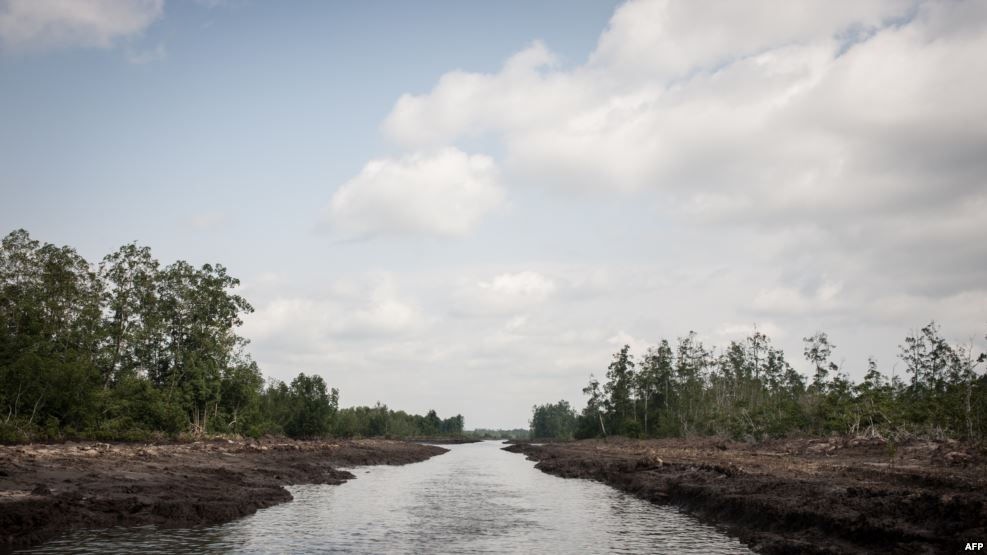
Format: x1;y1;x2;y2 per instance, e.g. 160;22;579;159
22;441;754;554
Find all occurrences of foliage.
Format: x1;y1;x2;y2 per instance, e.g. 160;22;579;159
332;404;464;438
0;229;460;442
530;400;577;439
464;428;530;440
546;324;986;442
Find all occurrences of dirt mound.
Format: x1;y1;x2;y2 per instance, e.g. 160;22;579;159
0;438;446;549
504;437;986;554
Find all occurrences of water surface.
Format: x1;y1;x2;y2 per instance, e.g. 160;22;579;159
23;441;753;554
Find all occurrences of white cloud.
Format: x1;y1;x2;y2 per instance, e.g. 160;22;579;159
752;280;845;317
481;271;556;299
242;276;424;347
588;0;904;83
373;0;987;304
381;0;986;208
0;0;163;51
347;282;421;337
327;148;504;238
607;330;645;354
453;270;556;316
714;322;784;343
504;314;529;333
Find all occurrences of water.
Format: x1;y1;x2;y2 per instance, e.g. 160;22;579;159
22;441;753;554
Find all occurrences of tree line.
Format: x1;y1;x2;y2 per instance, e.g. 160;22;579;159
464;428;530;440
0;229;463;442
334;404;464;438
531;326;986;441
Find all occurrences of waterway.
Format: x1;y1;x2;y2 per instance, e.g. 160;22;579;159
23;441;753;554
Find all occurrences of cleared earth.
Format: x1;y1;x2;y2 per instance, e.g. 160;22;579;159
504;436;986;554
0;438;446;549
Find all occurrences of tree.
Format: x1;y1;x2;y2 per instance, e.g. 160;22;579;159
0;230;103;437
99;243;160;387
421;409;442;435
284;373;338;438
154;261;253;434
219;355;264;434
579;374;607;437
530;400;577;439
804;332;836;393
552;324;984;442
675;332;711;436
604;344;636;434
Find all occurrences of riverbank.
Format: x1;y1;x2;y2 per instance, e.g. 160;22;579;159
504;436;986;554
0;438;447;549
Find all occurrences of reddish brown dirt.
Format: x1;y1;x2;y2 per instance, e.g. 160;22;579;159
504;437;986;554
0;438;446;550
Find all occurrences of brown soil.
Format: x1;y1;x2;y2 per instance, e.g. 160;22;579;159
504;436;986;554
0;438;446;550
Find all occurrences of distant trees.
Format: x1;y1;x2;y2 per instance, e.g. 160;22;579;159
465;428;529;440
0;229;463;442
530;400;577;439
332;404;464;438
544;323;986;442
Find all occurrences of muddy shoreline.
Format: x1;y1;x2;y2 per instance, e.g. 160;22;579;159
0;438;446;550
504;437;986;554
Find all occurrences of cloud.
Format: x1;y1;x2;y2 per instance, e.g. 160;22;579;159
480;271;556;300
381;0;986;205
242;276;424;358
588;0;905;83
452;271;557;316
714;322;785;343
0;0;163;51
373;0;987;304
751;280;846;317
607;330;646;354
327;148;504;238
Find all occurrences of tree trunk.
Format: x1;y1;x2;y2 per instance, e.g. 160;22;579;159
966;380;973;439
643;395;648;436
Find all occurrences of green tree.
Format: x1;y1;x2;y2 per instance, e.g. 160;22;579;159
578;374;607;438
99;243;161;388
804;332;836;393
284;373;338;438
604;344;636;434
530;400;577;439
0;230;103;438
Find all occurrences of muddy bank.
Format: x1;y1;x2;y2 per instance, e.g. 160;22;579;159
504;437;986;554
0;438;446;550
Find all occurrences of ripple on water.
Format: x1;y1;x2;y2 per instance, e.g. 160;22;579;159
21;441;754;554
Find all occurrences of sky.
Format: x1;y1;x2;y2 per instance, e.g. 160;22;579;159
1;0;985;429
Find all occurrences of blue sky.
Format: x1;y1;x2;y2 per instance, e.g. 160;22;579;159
1;1;618;268
2;0;985;428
